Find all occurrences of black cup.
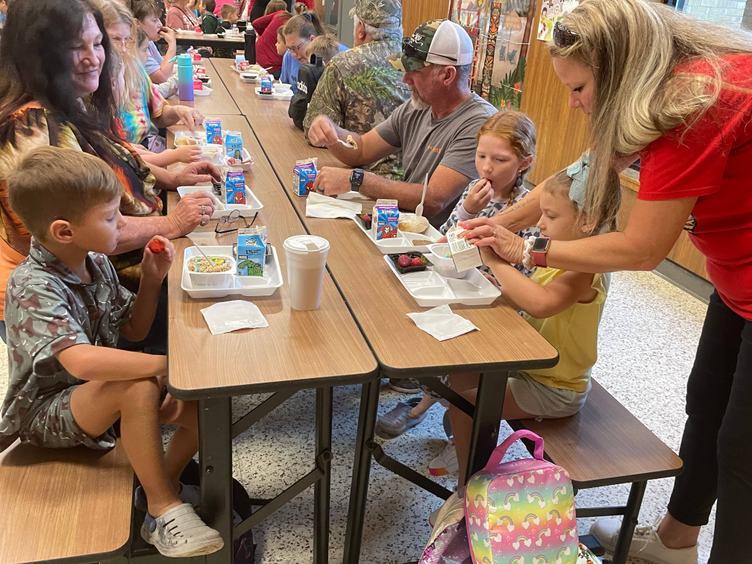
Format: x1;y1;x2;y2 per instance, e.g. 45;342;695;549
237;20;247;32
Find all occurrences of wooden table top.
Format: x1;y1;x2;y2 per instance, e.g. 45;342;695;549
166;115;377;397
213;59;559;376
166;59;241;116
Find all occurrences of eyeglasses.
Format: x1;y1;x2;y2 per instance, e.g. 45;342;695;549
286;40;306;53
215;210;257;235
552;21;579;48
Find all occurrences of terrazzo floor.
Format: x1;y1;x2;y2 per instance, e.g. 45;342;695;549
0;270;713;563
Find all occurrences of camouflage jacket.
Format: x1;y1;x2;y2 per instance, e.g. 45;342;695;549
303;38;410;179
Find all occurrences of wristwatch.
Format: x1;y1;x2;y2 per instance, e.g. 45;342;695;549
350;168;365;192
531;236;551;268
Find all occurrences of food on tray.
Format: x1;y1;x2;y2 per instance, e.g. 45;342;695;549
188;256;233;273
345;134;358;149
174;133;202;146
147;239;165;254
398;213;429;233
389;252;428;274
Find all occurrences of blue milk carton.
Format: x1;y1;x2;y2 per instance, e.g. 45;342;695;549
292;158;318;197
225;169;247;205
237;226;267;277
373;199;399;240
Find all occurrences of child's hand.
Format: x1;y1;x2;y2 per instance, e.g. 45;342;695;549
463;178;493;215
142;236;175;283
171;145;203;164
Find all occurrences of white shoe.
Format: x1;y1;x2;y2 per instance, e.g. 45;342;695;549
590;518;698;564
141;503;224;558
428;439;458;477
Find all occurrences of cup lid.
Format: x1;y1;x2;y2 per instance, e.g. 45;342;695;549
284;235;330;254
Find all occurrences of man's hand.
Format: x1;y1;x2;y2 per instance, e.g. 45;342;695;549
142;236;175;283
312;166;351;196
307;115;341;148
463;178;493;215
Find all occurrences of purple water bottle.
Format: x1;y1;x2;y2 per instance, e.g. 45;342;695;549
177;54;194;102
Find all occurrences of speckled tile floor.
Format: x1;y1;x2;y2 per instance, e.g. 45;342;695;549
0;270;713;563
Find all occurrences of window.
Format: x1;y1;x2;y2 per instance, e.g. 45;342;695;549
666;0;752;31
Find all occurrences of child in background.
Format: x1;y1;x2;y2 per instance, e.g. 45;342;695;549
220;3;239;27
288;33;338;129
375;112;540;478
252;0;292;77
200;0;221;33
277;25;298;84
306;33;340;65
449;155;616;485
136;28;179;99
130;0;177;85
0;147;224;557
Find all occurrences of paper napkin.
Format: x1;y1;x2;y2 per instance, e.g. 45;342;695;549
305;192;362;219
201;300;269;335
406;304;478;341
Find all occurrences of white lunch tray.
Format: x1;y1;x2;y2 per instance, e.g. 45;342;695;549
254;87;293;101
224;147;254;171
383;255;500;307
181;245;283;299
177;185;263;218
351;215;442;254
194;85;213;97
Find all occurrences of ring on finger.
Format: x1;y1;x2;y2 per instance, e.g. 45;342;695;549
200;205;206;215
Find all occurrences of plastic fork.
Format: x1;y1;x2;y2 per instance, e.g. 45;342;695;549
415;173;428;218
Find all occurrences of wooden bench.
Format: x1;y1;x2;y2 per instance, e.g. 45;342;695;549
510;379;683;564
0;440;134;564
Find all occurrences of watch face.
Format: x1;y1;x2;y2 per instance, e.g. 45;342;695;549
532;237;550;252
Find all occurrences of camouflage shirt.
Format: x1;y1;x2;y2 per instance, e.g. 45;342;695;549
0;240;134;452
303;38;410;179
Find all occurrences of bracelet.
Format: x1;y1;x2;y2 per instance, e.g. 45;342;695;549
521;235;536;270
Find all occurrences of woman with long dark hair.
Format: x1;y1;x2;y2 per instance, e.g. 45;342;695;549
0;0;217;338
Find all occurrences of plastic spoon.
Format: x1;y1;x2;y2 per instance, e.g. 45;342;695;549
415;173;428;218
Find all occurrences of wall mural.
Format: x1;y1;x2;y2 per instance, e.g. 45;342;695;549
450;0;536;109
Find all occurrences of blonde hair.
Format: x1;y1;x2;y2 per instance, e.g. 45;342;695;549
477;111;536;182
306;33;339;64
544;166;621;234
264;0;286;15
94;0;143;101
549;0;752;231
220;3;237;19
8;147;123;240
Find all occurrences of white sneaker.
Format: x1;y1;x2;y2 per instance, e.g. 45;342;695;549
589;518;698;564
428;439;458;477
141;503;224;558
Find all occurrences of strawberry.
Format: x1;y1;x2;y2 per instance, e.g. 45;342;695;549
148;239;165;254
397;254;411;268
410;257;424;267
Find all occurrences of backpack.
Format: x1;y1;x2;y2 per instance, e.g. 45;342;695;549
464;430;578;564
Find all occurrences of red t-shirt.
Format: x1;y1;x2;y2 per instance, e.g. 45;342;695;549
252;11;288;73
639;54;752;320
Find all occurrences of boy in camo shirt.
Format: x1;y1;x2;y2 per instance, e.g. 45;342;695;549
0;147;223;558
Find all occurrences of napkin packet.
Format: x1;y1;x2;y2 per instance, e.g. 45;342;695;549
446;226;483;272
201;300;268;335
407;304;478;341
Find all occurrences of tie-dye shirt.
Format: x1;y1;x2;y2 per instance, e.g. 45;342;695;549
118;67;166;145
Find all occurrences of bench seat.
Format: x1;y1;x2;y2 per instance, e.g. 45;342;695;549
0;440;133;564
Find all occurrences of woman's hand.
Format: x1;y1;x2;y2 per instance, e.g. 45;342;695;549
463;178;493;215
460;217;526;264
166;191;216;235
170;161;220;188
172;105;204;131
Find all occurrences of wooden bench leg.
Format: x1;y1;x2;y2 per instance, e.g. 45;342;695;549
609;481;647;564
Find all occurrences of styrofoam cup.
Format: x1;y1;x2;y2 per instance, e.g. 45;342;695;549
283;235;330;310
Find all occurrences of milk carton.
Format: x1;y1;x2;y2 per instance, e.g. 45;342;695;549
373;199;399;240
237;226;267;277
446;226;483;272
224;131;244;160
225;169;247;205
205;118;223;145
260;75;273;94
292;158;318;197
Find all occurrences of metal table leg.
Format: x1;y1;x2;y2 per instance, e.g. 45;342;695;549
342;378;381;564
200;396;234;564
465;371;509;483
314;386;333;564
610;481;646;564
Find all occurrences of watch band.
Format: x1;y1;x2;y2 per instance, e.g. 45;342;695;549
350;168;364;192
531;237;551;268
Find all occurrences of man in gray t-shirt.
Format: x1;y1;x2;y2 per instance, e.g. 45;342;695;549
308;19;497;226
